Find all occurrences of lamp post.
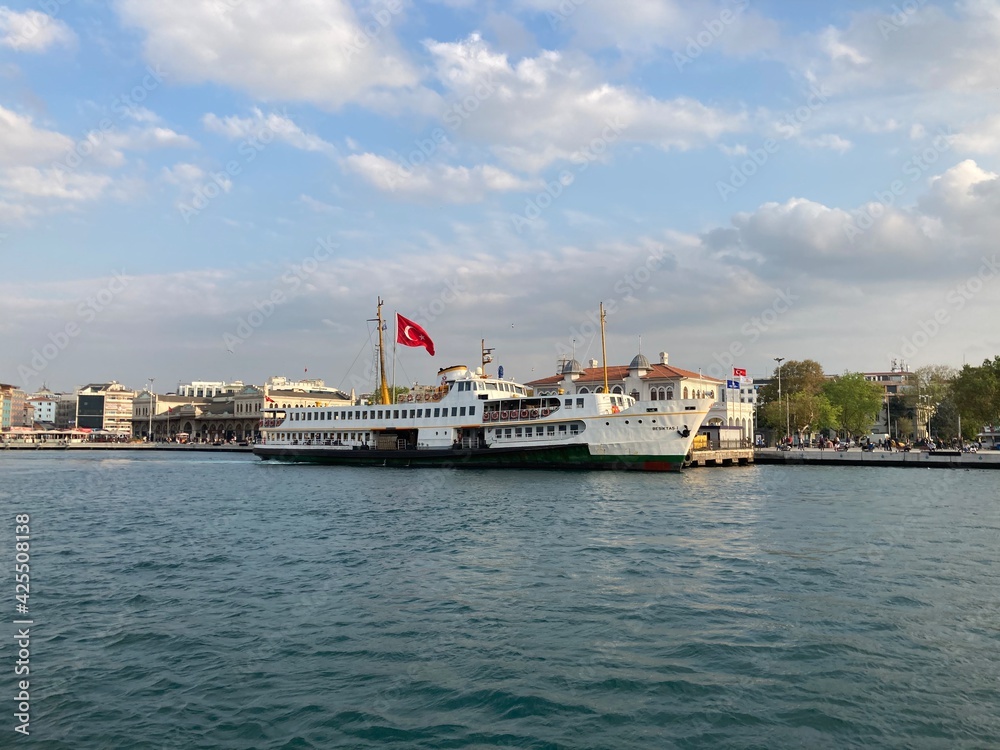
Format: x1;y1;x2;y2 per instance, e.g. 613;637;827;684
147;378;155;442
774;357;785;445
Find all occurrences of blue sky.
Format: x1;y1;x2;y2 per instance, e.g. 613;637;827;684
2;0;999;394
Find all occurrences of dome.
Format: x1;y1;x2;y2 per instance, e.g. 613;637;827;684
629;353;651;370
561;359;584;374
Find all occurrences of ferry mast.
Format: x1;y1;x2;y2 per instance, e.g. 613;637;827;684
376;298;391;405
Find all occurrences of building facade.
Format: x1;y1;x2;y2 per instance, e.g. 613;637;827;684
76;382;137;435
0;384;28;430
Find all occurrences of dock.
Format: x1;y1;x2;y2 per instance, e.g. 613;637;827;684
755;447;1000;470
686;447;755;468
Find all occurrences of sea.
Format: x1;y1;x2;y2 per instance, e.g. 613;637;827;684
1;451;999;749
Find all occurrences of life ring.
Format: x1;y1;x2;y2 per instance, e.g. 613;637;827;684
541;408;550;417
432;393;441;401
520;409;529;419
611;405;620;414
406;394;414;402
530;409;539;418
501;411;509;420
484;412;493;421
415;394;424;402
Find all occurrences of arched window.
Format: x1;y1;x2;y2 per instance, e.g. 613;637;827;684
596;386;605;393
579;387;590;394
612;385;624;394
630;390;640;401
650;389;659;401
683;387;688;399
666;388;674;400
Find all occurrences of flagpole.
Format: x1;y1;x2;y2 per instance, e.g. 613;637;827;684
391;310;397;404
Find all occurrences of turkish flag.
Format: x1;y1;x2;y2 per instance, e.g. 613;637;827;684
733;367;747;377
396;313;435;355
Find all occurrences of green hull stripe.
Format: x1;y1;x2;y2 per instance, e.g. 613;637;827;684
254;443;686;471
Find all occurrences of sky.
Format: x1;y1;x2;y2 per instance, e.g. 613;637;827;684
2;0;1000;395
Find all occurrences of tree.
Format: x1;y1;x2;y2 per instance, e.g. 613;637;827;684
757;359;826;405
951;359;1000;439
787;391;839;440
823;372;884;440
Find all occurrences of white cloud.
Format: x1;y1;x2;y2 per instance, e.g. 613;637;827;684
202;109;335;156
162;162;231;195
515;0;781;57
344;152;539;202
950;114;1000;155
426;34;746;172
0;106;74;167
115;0;418;109
0;7;75;52
0;166;112;201
299;194;340;214
108;126;197;152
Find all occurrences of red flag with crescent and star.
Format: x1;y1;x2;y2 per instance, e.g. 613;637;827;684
396;313;435;355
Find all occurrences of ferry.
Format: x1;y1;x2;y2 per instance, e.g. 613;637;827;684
252;302;713;471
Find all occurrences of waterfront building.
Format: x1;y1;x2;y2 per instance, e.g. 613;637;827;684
176;380;245;398
0;384;28;430
76;382;137;435
27;395;58;424
705;378;756;443
55;392;78;428
526;351;737;430
133;381;352;442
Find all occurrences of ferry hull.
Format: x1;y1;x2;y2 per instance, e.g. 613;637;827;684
253;443;687;471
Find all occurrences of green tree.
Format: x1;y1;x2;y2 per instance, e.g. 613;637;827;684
823;372;884;439
951;358;1000;438
788;391;839;440
757;359;826;405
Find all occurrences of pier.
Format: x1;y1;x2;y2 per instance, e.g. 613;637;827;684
685;447;755;468
755;447;1000;470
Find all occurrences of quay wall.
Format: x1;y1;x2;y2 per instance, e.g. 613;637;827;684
755;448;1000;470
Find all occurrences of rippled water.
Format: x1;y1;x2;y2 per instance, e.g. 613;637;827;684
2;452;999;749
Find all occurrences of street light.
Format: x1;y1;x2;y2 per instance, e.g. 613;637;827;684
146;378;155;442
774;357;786;445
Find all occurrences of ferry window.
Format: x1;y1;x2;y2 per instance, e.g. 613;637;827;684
536;426;543;436
355;410;361;419
434;408;440;417
570;425;579;434
565;398;572;407
576;398;584;408
460;407;466;416
347;412;352;420
559;425;566;433
515;427;522;437
393;410;399;419
451;407;458;417
469;406;475;415
377;410;382;419
504;428;512;438
327;411;332;419
294;413;300;421
417;409;423;418
547;426;555;435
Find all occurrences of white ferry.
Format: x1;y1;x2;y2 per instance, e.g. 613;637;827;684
253;302;713;471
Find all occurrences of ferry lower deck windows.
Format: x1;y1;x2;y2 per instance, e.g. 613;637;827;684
451;407;457;417
565;398;572;407
460;407;466;416
393;409;399;419
576;398;584;408
570;425;580;435
559;425;566;434
547;426;554;435
469;406;475;415
515;427;522;437
434;407;440;417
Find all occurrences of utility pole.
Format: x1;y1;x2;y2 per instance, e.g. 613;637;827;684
774;357;785;444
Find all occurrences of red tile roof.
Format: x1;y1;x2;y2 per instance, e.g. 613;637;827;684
526;363;722;387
